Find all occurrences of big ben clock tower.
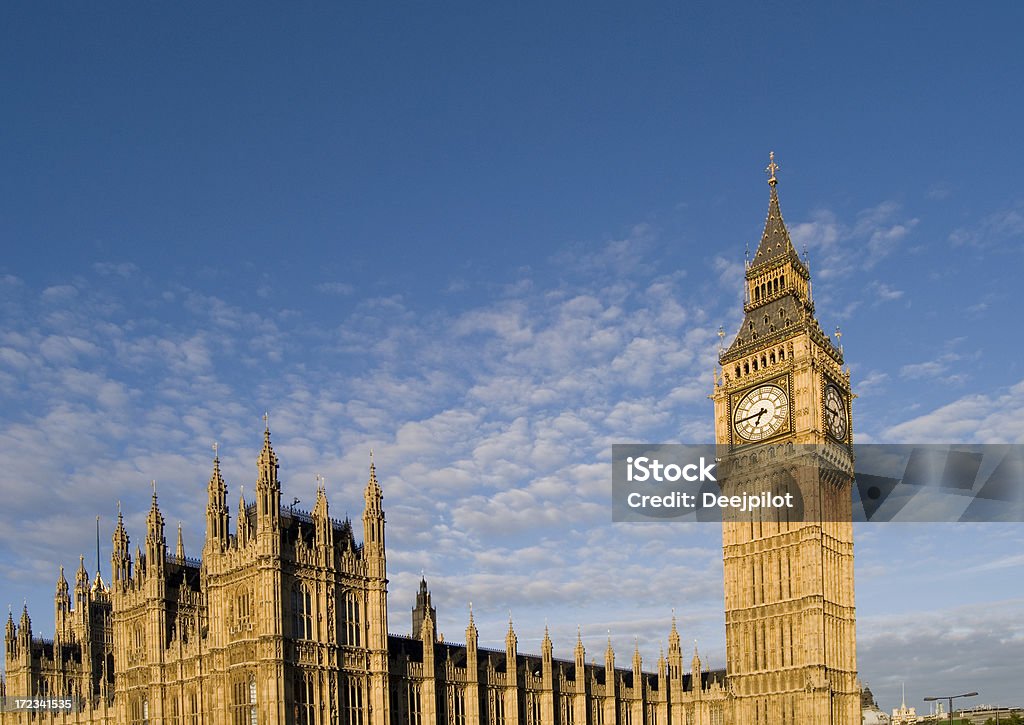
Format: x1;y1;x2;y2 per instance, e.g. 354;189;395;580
712;154;859;725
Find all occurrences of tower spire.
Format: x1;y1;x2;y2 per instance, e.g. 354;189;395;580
256;414;281;530
751;151;799;267
206;442;229;548
145;482;166;575
766;150;779;186
112;501;130;584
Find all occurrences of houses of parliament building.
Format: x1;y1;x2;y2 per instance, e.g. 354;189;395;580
1;156;860;724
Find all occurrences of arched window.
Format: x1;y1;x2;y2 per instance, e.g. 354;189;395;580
342;593;362;646
234;586;252;634
734;366;741;379
292;583;313;639
130;696;144;725
232;674;256;725
134;623;145;654
295;673;315;725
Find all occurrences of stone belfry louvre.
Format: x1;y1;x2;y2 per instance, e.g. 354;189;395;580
711;154;859;724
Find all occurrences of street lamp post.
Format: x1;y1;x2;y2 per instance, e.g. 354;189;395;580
923;692;978;725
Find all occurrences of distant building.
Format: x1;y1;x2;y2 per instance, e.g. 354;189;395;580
891;684;920;725
860;683;890;725
957;706;1024;725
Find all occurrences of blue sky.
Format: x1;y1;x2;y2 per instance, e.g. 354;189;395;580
2;1;1023;711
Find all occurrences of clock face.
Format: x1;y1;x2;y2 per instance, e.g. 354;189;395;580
733;384;790;442
824;384;848;440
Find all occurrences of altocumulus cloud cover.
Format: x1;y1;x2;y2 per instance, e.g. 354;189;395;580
3;1;1024;711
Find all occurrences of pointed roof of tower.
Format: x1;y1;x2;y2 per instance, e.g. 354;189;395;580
147;480;164;533
574;625;585;659
176;523;185;559
750;151;802;270
259;412;276;459
506;612;517;649
364;451;383;509
208;443;225;492
669;610;681;649
56;566;68;594
75;554;89;588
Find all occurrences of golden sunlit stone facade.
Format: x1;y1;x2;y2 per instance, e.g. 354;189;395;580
711;155;859;724
2;156;858;725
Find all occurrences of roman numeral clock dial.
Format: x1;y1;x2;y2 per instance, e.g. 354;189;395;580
732;383;790;442
824;383;848;440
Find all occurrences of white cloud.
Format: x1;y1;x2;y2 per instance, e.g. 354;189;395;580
790;201;919;280
884;378;1024;443
315;281;355;295
949;200;1024;248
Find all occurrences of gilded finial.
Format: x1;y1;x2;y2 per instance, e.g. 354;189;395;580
263;411;269;432
151;479;157;497
766;151;779;186
212;441;219;461
834;326;843;352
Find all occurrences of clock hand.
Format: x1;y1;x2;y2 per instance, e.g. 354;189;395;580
735;407;768;425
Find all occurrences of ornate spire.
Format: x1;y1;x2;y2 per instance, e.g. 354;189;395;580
465;601;477;645
364;452;382;509
209;443;225;493
632;637;642;671
750;151;799;268
574;625;585;663
75;554;89;590
505;611;517;651
669;610;681;649
257;412;279;487
112;501;130;584
542;623;553;658
147;481;164;535
206;442;229;546
176;523;185;559
766;150;779;186
362;452;385;558
146;480;166;573
56;566;69;597
19;601;31;631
